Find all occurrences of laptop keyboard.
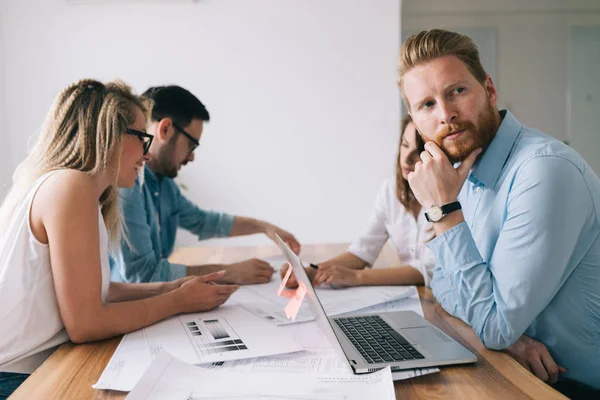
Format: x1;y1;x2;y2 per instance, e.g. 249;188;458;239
334;315;425;364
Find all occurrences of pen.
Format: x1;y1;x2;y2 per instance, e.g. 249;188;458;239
309;263;319;270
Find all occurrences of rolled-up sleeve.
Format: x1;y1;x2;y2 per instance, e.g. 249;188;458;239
177;191;234;240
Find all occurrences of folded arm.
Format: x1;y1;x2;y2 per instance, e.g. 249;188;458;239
429;156;594;349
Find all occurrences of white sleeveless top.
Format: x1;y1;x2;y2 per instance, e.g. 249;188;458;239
0;171;111;373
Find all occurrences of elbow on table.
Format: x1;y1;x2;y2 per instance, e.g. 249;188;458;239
482;340;510;351
65;324;97;344
63;314;106;344
478;328;518;351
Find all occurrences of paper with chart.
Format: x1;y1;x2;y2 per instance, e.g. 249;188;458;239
125;351;396;400
94;305;304;392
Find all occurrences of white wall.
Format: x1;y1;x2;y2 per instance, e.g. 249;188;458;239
0;0;401;247
403;0;600;142
568;26;600;174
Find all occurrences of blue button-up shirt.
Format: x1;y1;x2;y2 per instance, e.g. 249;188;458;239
110;165;234;283
428;110;600;388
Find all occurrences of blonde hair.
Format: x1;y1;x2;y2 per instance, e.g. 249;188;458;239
397;29;487;109
0;79;147;248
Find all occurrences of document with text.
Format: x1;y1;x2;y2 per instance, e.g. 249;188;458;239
126;351;396;400
93;305;305;392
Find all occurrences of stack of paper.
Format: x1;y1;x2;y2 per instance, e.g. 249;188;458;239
95;282;439;397
126;351;396;400
94;305;304;391
194;288;439;384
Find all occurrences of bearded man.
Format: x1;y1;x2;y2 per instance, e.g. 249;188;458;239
399;29;600;395
111;85;300;286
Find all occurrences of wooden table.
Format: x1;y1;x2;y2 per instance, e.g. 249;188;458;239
11;244;567;399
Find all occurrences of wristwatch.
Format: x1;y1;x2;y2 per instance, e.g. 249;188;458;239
425;201;462;222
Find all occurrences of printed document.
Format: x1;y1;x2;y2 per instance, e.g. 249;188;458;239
94;305;304;391
125;351;396;400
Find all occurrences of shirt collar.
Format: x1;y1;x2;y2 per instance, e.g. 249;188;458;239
469;109;521;188
144;164;160;190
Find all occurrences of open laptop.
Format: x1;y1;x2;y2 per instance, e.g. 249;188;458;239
275;235;476;374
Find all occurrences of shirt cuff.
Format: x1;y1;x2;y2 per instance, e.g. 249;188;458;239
169;263;188;281
220;213;235;236
426;221;483;277
412;259;432;287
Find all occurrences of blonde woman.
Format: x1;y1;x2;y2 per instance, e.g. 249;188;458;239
282;115;435;288
0;79;238;397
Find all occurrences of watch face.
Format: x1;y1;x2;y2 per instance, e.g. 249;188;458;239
427;206;443;222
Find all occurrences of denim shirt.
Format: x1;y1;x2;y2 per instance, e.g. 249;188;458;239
110;165;234;283
428;110;600;388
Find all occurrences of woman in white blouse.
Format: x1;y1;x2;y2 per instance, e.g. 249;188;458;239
0;79;238;398
282;115;435;288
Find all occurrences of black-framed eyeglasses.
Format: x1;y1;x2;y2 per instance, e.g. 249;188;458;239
172;121;199;153
126;128;153;155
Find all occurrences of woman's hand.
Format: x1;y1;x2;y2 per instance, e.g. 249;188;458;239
313;265;362;288
166;271;226;293
174;272;239;313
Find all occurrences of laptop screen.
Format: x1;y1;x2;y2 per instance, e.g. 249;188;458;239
275;234;347;358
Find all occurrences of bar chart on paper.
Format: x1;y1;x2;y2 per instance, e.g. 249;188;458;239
142;307;303;365
183;317;249;356
94;306;305;392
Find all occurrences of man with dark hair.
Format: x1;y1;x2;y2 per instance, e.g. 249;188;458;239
111;85;300;285
399;29;600;394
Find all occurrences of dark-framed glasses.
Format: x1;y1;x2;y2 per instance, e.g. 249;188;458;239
126;128;153;155
172;121;200;153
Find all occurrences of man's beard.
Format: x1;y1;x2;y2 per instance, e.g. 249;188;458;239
431;103;498;164
158;142;179;179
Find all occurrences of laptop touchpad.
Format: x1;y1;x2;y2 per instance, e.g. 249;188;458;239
402;327;450;343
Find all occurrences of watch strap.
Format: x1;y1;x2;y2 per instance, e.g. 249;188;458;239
440;201;462;215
